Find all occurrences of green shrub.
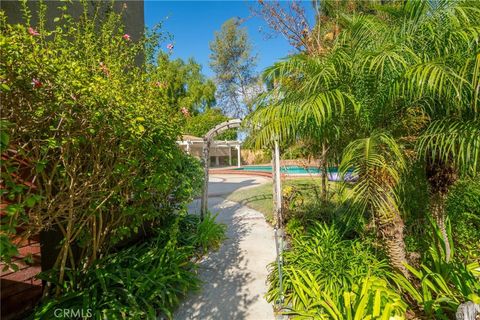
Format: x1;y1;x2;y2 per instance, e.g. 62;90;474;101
391;219;480;319
34;233;199;319
267;222;391;308
192;212;227;254
0;1;203;285
177;212;226;253
446;177;480;262
285;271;407;319
32;212;226;319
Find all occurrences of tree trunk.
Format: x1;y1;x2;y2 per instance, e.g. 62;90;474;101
379;210;410;278
320;144;328;202
426;160;457;262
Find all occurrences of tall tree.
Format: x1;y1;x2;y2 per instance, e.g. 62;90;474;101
184;108;237;140
155;52;216;114
252;0;384;55
209;17;259;118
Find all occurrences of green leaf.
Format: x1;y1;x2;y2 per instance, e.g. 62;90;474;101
0;131;9;152
1;83;11;91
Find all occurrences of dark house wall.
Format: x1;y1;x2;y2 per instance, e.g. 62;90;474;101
1;1;144;42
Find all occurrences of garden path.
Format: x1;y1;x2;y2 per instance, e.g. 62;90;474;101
174;174;275;320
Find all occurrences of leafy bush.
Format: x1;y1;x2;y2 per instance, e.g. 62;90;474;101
391;219;480;319
0;2;203;285
193;212;227;253
267;222;391;309
446;177;480;262
178;212;226;254
32;213;226;319
285;271;406;319
34;235;198;319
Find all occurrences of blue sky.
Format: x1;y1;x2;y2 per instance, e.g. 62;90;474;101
144;1;312;79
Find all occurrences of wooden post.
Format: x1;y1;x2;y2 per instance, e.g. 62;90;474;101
274;140;282;228
200;138;210;220
272;139;284;306
272;145;277;213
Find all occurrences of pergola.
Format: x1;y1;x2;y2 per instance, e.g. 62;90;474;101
177;135;242;167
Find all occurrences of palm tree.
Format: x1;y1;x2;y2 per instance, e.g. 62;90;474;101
388;1;480;260
340;132;409;276
247;0;479;273
246;52;357;202
337;0;480;263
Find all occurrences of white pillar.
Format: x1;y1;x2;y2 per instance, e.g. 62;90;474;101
215;156;220;166
229;146;232;166
201;139;211;220
186;141;191;155
236;144;241;168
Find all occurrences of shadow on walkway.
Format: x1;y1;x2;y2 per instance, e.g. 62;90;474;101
175;198;274;320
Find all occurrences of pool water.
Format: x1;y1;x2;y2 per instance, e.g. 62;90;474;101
234;165;355;181
234;165;338;174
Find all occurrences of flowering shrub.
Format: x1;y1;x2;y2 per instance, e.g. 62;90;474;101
0;2;202;288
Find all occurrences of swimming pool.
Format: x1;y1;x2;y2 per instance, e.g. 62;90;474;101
234;165;323;174
234;165;356;181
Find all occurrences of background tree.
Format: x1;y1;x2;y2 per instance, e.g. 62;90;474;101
252;0;384;56
183;108;237;140
209;17;259;118
155;52;216;114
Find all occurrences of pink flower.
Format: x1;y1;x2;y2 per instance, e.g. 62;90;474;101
181;107;189;117
167;43;174;50
31;78;42;88
28;27;40;36
122;34;131;41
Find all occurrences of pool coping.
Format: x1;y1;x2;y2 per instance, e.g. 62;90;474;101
209;168;326;179
209;169;275;178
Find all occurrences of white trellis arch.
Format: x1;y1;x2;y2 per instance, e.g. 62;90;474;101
199;119;285;305
200;119;242;219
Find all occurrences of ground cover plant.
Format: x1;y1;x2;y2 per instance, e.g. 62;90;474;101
31;212;226;319
226;178;343;222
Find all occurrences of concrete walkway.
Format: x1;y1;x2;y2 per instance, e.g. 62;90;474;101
174;175;275;320
206;174;270;197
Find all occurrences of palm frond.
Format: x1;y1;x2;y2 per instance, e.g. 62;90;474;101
340;132;405;219
417;119;480;174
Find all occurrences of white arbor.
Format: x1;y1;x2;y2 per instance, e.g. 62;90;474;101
199;119;285;306
200;119;243;219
